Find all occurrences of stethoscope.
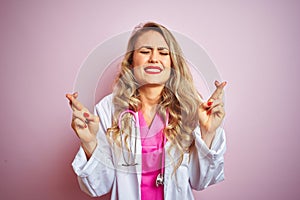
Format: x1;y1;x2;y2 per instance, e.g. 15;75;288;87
118;109;167;187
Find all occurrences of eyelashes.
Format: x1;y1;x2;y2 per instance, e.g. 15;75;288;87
140;51;169;56
160;52;169;56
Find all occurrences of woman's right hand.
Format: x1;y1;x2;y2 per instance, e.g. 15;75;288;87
66;92;100;158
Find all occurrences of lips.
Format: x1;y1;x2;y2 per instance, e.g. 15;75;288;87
144;66;163;74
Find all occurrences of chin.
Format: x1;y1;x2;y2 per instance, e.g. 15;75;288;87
138;82;166;88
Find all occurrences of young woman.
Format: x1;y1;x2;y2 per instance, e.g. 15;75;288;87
66;22;227;200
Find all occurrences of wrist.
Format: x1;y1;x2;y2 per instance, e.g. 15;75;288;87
200;126;216;149
81;140;97;159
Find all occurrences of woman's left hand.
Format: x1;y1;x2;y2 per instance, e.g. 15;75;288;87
198;81;227;145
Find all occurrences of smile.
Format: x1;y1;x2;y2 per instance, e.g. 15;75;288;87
144;66;163;74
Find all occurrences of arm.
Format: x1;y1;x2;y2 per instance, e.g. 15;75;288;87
198;80;227;148
189;126;226;190
189;80;227;190
67;94;115;197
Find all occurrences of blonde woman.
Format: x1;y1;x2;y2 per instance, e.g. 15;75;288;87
66;22;227;200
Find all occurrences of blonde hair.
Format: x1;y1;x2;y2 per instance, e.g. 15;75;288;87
107;22;202;173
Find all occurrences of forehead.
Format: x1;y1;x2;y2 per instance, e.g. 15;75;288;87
134;30;168;49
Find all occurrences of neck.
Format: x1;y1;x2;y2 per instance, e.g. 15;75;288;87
139;85;164;106
139;84;164;110
138;84;164;127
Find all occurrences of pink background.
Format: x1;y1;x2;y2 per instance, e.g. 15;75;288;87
1;1;300;200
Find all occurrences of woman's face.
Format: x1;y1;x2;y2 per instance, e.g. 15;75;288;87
132;30;171;86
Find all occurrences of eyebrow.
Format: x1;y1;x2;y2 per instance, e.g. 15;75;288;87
138;46;169;51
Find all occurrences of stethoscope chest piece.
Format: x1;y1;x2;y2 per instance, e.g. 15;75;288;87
156;173;164;187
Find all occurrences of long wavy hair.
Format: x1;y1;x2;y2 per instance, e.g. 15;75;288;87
107;22;202;173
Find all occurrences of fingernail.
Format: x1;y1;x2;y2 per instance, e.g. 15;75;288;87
83;112;89;118
84;124;87;128
207;110;211;115
207;102;213;106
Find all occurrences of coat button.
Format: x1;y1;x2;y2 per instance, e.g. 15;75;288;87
212;154;217;160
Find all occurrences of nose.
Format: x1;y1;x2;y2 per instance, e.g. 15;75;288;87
149;50;158;63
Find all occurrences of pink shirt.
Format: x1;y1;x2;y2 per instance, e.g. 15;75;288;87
138;111;164;200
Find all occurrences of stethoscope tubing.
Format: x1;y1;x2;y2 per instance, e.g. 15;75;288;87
118;109;168;184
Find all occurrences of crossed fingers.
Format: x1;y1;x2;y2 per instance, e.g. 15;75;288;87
209;80;227;101
66;92;83;111
201;80;227;117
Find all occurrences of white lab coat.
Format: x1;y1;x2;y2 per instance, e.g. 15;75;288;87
72;94;226;200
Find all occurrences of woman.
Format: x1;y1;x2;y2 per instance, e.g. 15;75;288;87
66;22;227;200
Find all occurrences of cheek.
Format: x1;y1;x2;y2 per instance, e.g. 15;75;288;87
163;57;171;68
133;66;143;78
132;54;147;67
165;68;172;77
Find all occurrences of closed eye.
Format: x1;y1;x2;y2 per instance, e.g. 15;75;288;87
160;52;169;56
140;51;150;54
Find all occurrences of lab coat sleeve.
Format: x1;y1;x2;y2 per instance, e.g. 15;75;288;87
71;95;115;197
189;126;226;191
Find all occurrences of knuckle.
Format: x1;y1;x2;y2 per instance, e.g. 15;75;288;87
82;107;88;112
73;109;79;115
73;118;83;126
74;110;84;119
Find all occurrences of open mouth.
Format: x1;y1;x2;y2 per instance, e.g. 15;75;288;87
144;66;163;74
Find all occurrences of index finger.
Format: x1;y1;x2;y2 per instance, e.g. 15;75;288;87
66;93;83;111
209;80;227;101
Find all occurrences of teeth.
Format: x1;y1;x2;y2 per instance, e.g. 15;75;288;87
145;68;161;72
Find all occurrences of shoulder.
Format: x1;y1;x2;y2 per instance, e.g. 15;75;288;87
96;93;113;106
94;93;115;115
